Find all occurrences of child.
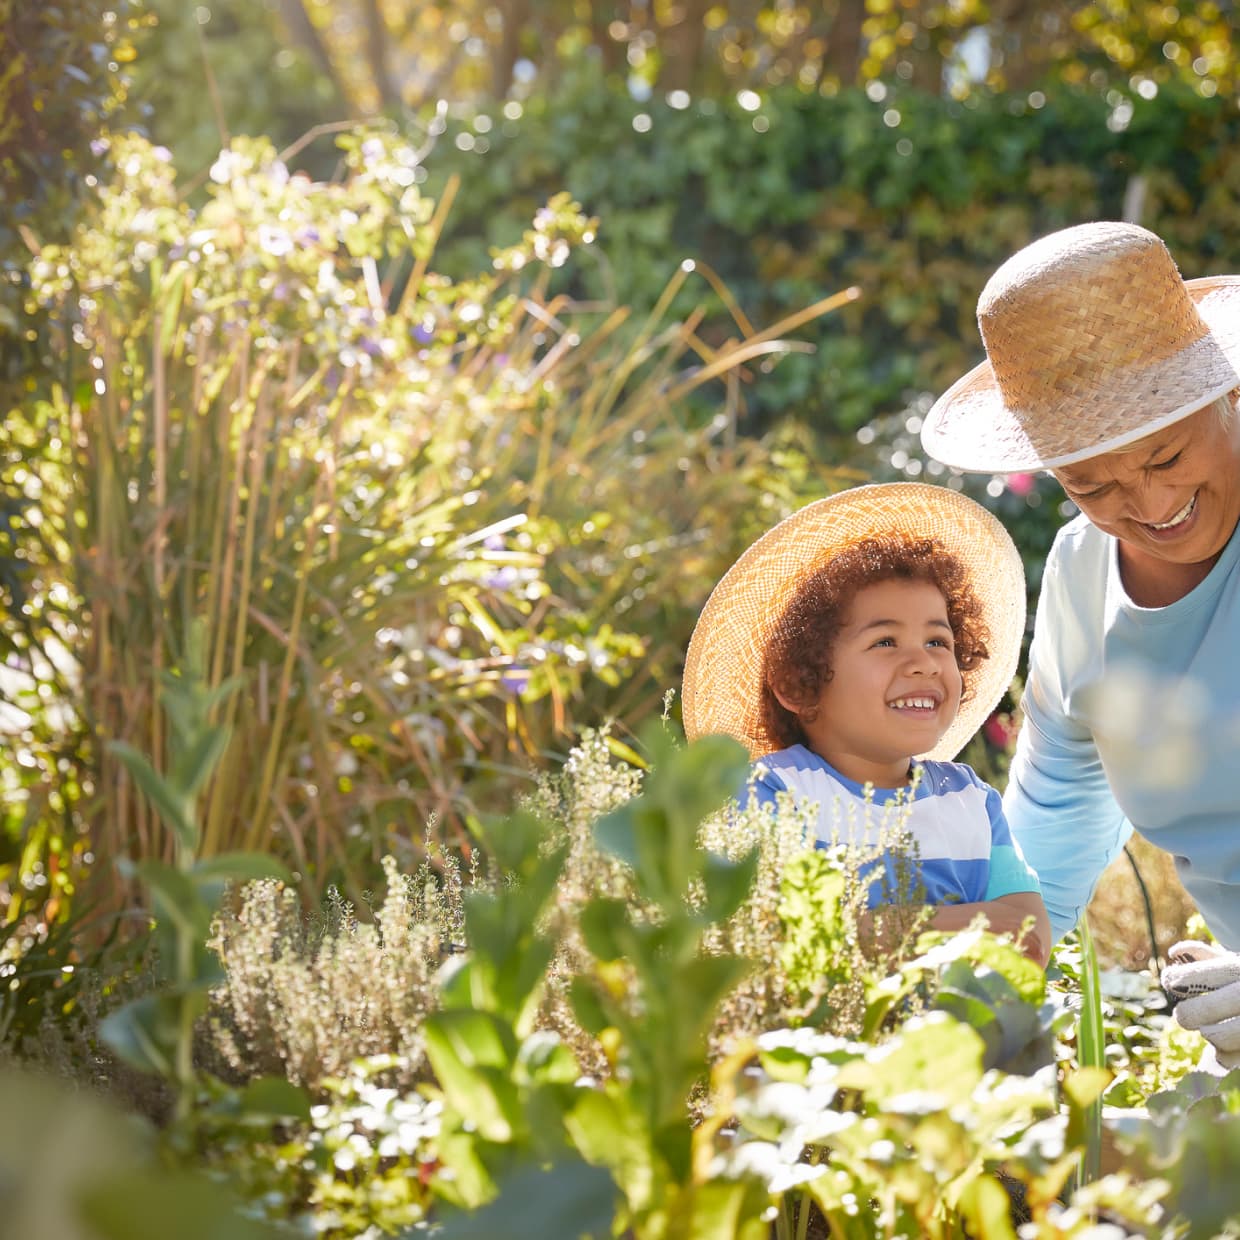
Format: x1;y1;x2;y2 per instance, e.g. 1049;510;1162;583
682;482;1050;966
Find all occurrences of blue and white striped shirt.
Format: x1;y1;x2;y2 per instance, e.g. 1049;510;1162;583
748;745;1040;907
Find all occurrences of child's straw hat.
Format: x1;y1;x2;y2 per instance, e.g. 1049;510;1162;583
921;221;1240;472
681;482;1025;761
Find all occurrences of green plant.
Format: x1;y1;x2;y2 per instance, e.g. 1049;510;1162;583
205;851;465;1094
0;1064;287;1239
419;728;773;1238
100;628;290;1120
18;125;852;913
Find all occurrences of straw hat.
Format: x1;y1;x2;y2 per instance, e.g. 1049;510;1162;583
682;482;1025;761
921;221;1240;472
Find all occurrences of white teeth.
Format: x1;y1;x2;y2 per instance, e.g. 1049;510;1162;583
890;697;936;710
1151;494;1196;529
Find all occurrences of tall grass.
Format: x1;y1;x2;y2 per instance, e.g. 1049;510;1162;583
13;127;856;908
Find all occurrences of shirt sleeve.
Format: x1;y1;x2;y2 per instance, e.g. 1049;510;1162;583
743;760;787;811
1002;538;1133;942
980;778;1041;899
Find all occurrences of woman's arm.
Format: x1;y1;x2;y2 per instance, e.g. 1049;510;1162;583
1004;540;1132;943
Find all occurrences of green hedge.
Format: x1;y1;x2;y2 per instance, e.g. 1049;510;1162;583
426;74;1240;433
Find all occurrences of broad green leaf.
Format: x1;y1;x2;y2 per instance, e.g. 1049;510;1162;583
425;1010;523;1143
100;996;180;1076
677;1175;770;1240
79;1169;284;1239
430;1158;617;1240
837;1013;984;1105
516;1031;581;1086
699;847;759;923
191;852;292;887
239;1076;312;1121
955;1174;1019;1240
431;1126;498;1210
577;898;632;962
134;860;209;941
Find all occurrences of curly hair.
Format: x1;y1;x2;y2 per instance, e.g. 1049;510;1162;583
760;534;991;750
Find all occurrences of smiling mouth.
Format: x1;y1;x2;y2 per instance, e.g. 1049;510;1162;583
1147;494;1197;531
888;695;939;711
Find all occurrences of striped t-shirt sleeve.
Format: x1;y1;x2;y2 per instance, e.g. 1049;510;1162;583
981;780;1042;899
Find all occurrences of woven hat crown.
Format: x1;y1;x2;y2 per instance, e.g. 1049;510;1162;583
921;221;1240;471
981;223;1209;420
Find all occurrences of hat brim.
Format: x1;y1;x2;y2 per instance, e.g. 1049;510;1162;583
682;482;1026;762
922;276;1240;473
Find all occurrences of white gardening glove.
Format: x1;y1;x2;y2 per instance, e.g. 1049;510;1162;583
1161;939;1240;1071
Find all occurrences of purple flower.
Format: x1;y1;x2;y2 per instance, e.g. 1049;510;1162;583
484;566;518;590
500;667;531;696
90;138;109;157
413;320;436;344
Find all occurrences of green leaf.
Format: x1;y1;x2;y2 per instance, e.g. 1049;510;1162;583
424;1010;523;1143
699;847;759;923
679;1175;771;1240
170;725;232;802
191;852;292;888
79;1169;285;1239
238;1076;312;1121
108;741;196;853
516;1031;580;1087
134;860;210;942
431;1158;617;1240
99;995;180;1077
955;1174;1019;1240
837;1013;984;1105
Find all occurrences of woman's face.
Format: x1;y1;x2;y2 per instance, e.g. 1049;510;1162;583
1052;402;1240;567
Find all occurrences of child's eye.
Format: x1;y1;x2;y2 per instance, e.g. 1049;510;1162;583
927;637;952;649
870;637;895;648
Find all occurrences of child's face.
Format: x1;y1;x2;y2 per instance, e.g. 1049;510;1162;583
789;578;963;787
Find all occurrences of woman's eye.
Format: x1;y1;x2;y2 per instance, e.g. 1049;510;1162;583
1153;452;1182;471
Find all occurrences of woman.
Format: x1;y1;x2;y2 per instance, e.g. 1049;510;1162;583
920;220;1240;1066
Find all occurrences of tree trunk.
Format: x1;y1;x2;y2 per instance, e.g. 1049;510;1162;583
275;0;353;113
360;0;399;110
823;0;866;86
492;0;533;97
659;0;709;94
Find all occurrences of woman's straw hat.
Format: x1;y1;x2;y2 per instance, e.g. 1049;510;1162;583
921;221;1240;472
682;482;1025;762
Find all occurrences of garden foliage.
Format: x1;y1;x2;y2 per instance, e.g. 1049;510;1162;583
4;122;853;925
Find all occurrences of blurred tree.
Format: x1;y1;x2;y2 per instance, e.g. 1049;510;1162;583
148;0;1236;141
0;0;133;390
276;1;1240;111
127;0;344;178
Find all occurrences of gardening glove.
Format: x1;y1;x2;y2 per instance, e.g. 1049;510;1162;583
1161;939;1240;1071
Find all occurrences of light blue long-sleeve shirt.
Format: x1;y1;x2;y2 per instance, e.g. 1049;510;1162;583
1005;510;1240;947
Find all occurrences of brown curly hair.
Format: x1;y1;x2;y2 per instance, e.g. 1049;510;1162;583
760;534;991;750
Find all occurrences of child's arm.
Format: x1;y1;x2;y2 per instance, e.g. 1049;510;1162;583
857;892;1051;967
924;892;1051;967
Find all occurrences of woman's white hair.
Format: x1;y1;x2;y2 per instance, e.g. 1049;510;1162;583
1108;387;1238;458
